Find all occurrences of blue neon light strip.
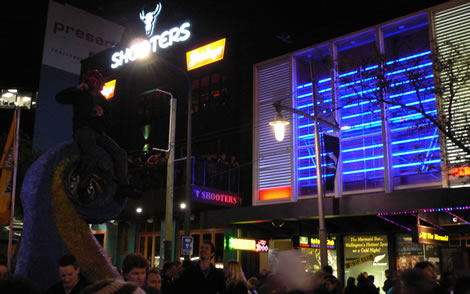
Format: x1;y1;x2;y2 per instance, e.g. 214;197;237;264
296;48;440;193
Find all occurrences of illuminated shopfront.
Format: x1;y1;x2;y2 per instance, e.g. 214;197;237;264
236;0;470;285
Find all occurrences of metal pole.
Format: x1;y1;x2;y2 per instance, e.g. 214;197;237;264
184;74;192;260
309;58;328;268
7;107;20;270
164;97;177;263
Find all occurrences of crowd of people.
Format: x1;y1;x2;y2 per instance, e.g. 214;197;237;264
128;151;241;192
2;248;470;294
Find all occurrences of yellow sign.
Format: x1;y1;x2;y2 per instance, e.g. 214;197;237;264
186;38;226;71
344;253;375;269
101;79;117;100
417;225;449;245
310;237;335;248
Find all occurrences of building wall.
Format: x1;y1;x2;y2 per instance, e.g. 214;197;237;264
253;0;470;205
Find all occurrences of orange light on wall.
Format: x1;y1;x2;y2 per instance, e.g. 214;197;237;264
101;79;116;100
450;166;470;176
259;186;291;201
186;38;226;71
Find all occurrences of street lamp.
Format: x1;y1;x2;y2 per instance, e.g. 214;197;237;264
152;57;193;260
269;112;290;142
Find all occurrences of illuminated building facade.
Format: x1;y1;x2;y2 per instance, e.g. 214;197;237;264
253;1;470;202
204;0;470;286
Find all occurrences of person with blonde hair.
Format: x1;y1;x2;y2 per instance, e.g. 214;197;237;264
225;260;248;294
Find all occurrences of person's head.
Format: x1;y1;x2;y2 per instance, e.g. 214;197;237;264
58;254;81;290
200;241;216;262
162;261;177;278
385;269;391;278
401;268;435;294
322;265;333;275
82;69;104;92
0;264;9;281
414;261;438;283
147;268;162;290
122;253;149;287
247;277;259;290
225;260;247;285
346;277;355;288
325;276;339;293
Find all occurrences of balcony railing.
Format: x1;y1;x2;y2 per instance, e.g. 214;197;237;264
128;155;240;193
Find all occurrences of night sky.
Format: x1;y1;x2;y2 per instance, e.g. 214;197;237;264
1;0;451;89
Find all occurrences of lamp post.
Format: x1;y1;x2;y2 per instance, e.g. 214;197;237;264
150;88;176;264
150;57;192;261
270;92;338;268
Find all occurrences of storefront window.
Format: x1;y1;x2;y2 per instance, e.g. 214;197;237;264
395;233;440;273
336;30;385;192
381;14;441;187
344;234;388;290
294;45;333;196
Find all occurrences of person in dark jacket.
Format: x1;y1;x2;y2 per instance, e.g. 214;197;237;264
46;254;90;294
56;69;139;199
383;270;393;293
175;241;225;294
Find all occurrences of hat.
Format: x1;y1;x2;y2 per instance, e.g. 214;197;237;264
82;69;105;92
80;279;146;294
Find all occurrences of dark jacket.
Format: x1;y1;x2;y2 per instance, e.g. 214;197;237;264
226;282;248;294
46;277;90;294
175;262;225;294
56;86;111;133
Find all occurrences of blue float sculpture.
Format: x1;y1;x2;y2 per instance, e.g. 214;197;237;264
15;141;126;291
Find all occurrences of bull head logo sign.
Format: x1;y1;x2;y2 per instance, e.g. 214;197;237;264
139;3;162;37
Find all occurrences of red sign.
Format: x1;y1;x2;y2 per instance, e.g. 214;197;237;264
192;185;242;207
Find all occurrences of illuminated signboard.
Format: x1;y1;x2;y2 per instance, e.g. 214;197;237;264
101;79;116;99
192;185;242;207
415;225;449;246
299;236;309;248
297;236;336;249
186;38;226;71
227;237;269;252
450;166;470;176
110;3;191;69
259;186;291;201
310;237;336;250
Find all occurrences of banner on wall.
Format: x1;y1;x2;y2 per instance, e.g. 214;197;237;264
34;1;124;151
42;0;124;74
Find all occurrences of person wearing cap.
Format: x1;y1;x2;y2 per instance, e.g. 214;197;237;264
56;69;140;199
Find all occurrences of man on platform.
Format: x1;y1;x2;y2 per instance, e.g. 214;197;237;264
56;69;140;200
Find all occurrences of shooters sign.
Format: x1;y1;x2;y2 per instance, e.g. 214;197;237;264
192;185;242;207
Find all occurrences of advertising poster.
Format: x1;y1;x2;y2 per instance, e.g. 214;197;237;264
34;1;124;150
344;235;389;289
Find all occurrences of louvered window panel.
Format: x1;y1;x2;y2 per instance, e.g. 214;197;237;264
434;2;470;165
255;59;292;196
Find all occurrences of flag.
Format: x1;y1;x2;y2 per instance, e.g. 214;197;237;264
323;133;340;191
0;112;16;225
